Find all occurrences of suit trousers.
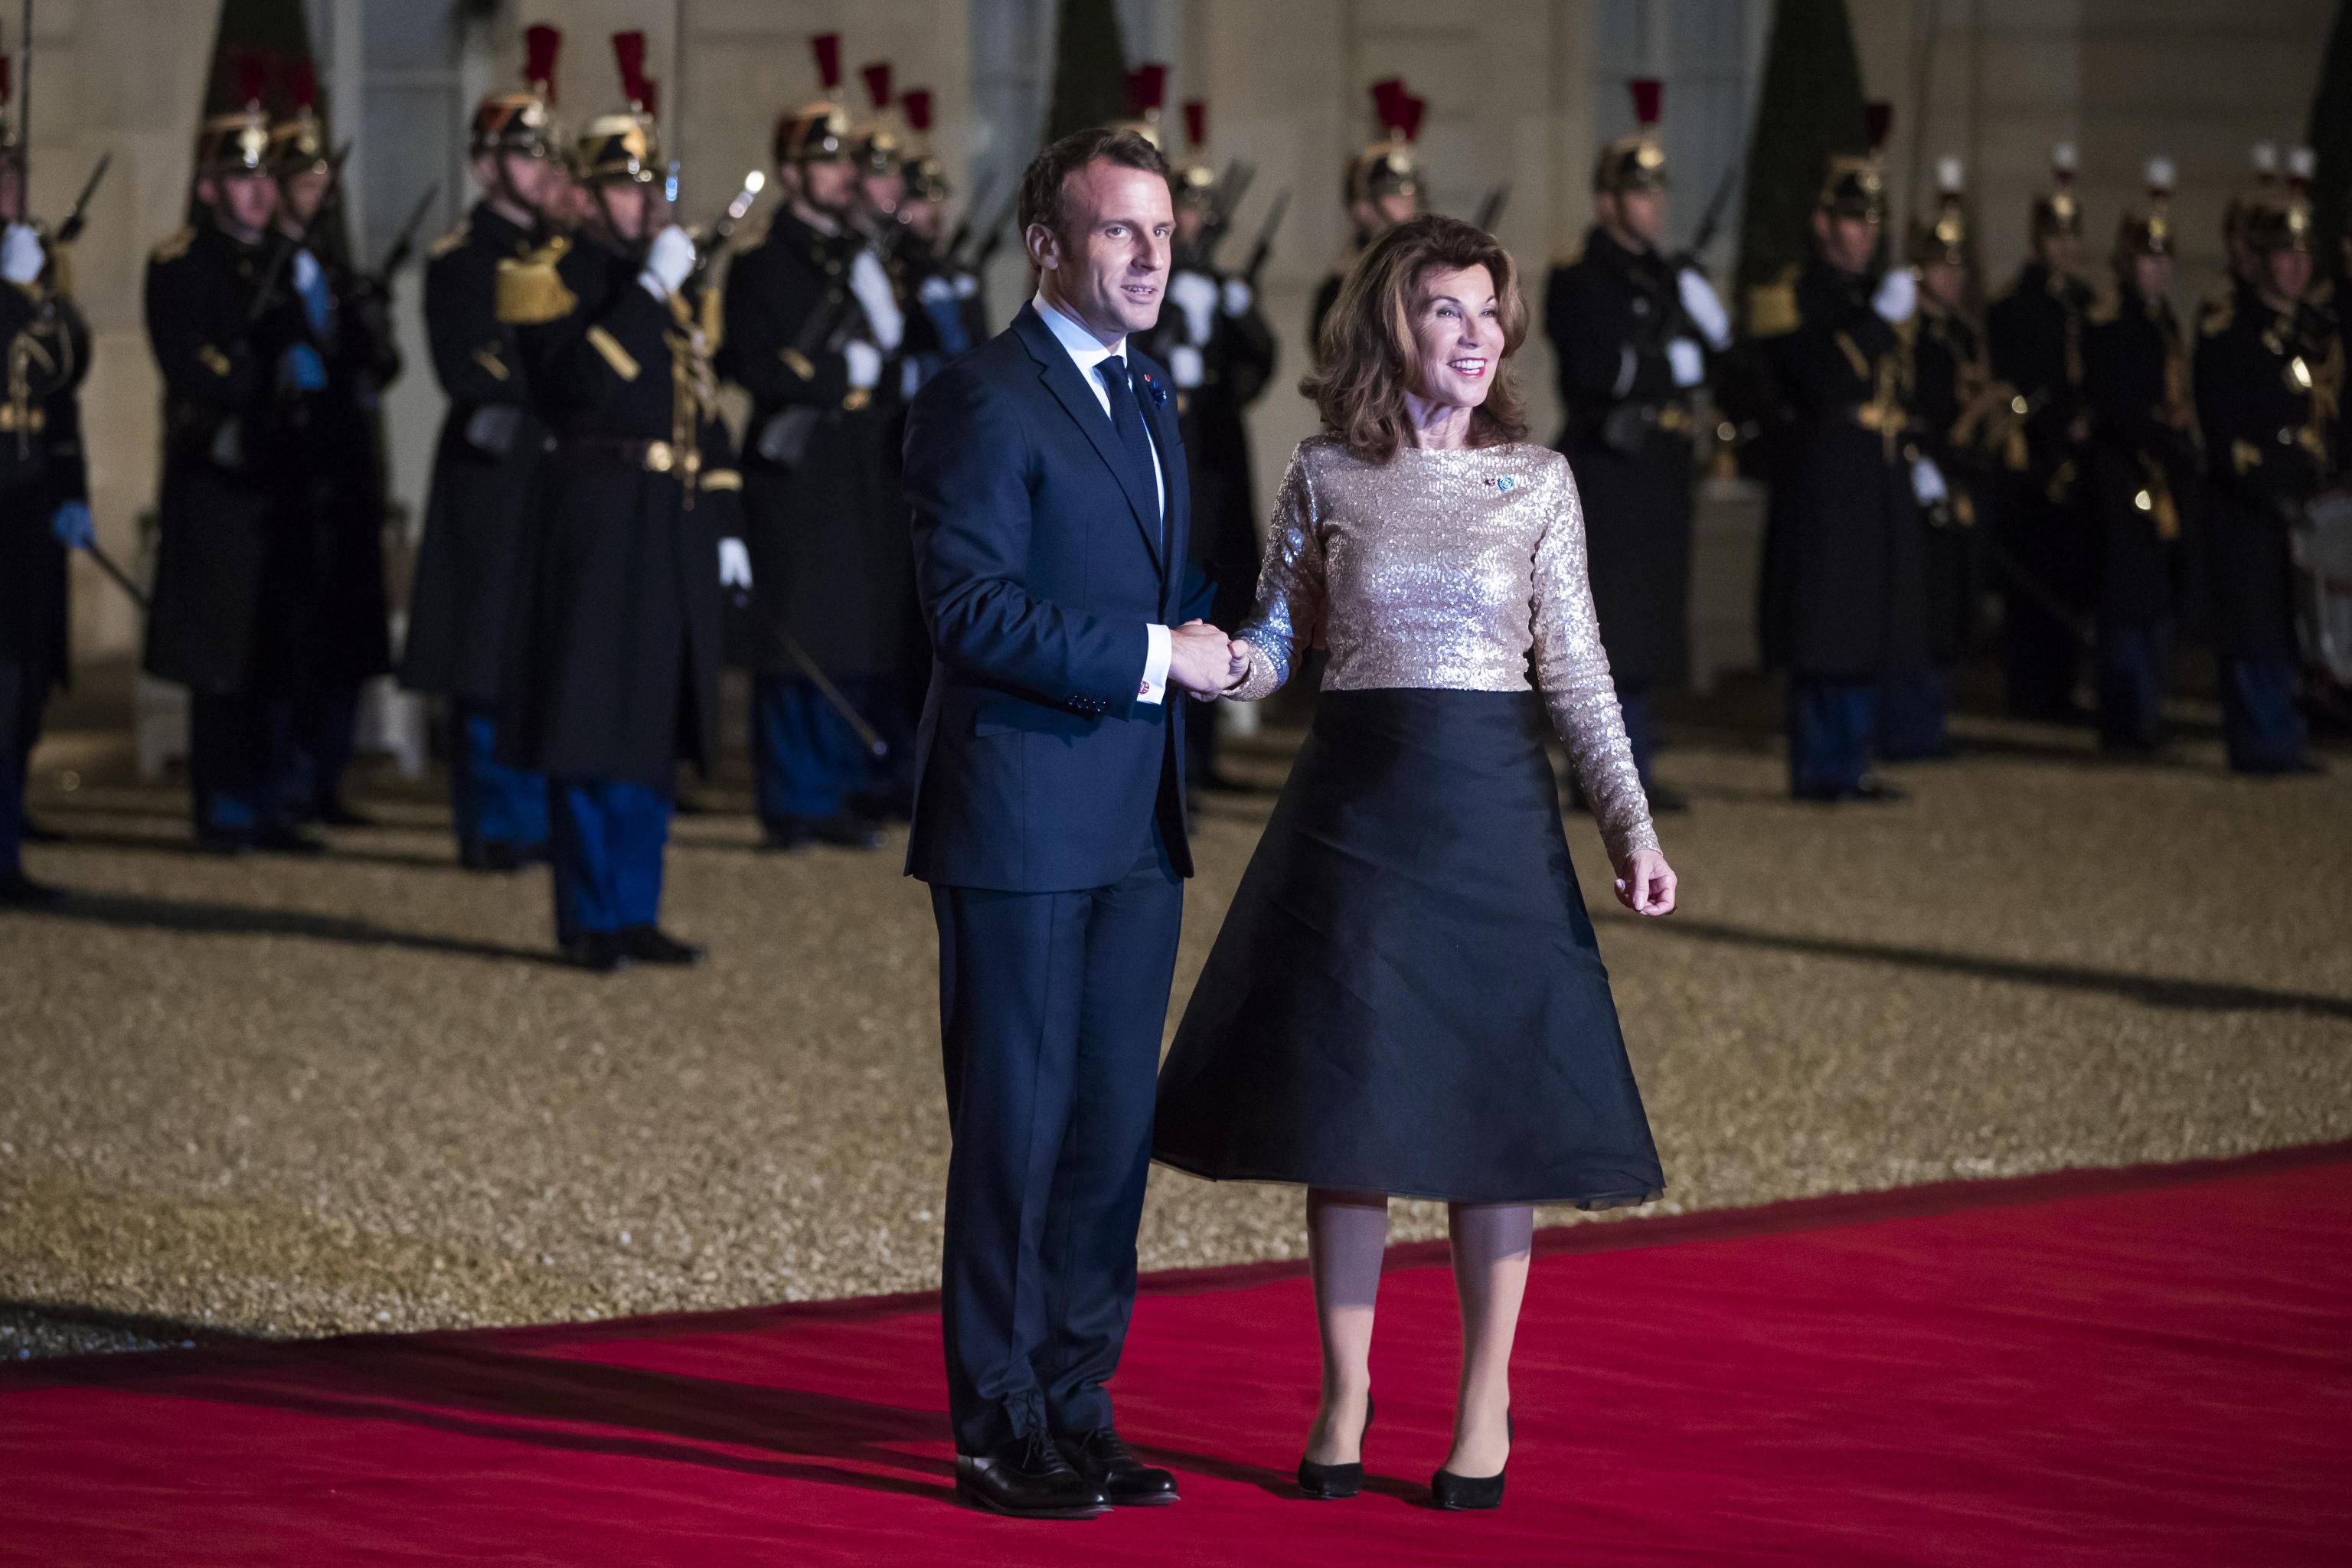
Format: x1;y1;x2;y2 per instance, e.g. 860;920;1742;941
930;824;1183;1454
2220;650;2308;773
189;691;290;838
0;662;32;877
1788;678;1880;799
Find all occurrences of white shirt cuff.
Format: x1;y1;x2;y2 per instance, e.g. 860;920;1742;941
1139;622;1171;705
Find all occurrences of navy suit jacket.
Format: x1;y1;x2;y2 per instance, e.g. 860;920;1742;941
903;301;1215;892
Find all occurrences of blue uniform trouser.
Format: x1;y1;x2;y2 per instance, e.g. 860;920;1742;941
752;672;910;828
449;701;548;858
1615;680;1657;792
2220;650;2307;773
282;688;360;815
2096;623;2167;748
190;691;289;838
1877;667;1950;760
549;778;671;942
1789;678;1879;799
0;662;33;879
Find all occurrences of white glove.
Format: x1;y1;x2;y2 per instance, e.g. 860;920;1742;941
1674;266;1731;350
1665;337;1705;389
952;270;979;299
1911;456;1949;506
718;537;753;589
847;247;904;351
1873;266;1917;325
1220;276;1253;318
917;273;956;305
639;224;695;299
1167;269;1218;345
843;338;883;390
1168;343;1206;389
0;223;41;285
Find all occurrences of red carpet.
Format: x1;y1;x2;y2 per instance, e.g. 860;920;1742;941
5;1146;2348;1566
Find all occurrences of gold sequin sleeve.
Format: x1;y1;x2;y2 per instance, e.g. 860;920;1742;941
1530;461;1660;864
1230;447;1327;702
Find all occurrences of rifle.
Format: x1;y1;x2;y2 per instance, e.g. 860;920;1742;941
1474;184;1510;231
942;172;998;261
693;169;766;264
1680;156;1743;268
52;149;110;245
370;182;440;282
956;185;1021;272
245;139;353;326
1241;188;1289;289
1215;158;1256;232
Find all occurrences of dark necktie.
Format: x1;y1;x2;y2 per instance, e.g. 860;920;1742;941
1096;354;1162;557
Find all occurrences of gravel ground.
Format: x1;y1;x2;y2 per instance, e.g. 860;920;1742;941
5;686;2349;1361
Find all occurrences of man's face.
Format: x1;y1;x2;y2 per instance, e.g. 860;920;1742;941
902;196;943;244
2263;246;2311;303
213;172;280;234
488;150;555;211
2132;253;2173;301
1174;201;1208;250
1374;190;1419;230
1609;188;1668;247
1920;259;1967;309
797;157;858;217
279;166;332;230
596;179;652;244
860;169;904;223
2036;231;2080;274
1026;158;1172;344
1814;210;1879;274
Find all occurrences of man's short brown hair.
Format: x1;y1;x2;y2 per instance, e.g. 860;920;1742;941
1016;126;1169;243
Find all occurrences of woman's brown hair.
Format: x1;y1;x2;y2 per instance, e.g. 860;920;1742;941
1303;214;1530;464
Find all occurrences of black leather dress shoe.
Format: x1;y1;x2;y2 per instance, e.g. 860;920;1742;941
253;823;329;856
0;871;66;906
955;1434;1108;1519
1849;776;1908;804
1059;1429;1178;1506
810;813;885;850
619;926;705;965
309;799;374;828
21;818;65;844
558;933;631;974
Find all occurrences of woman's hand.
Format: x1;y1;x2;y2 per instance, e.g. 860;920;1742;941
1613;848;1677;916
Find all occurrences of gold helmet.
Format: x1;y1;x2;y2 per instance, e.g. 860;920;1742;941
2030;142;2082;239
1348;79;1422;207
851;61;903;177
575;30;659;185
1594;79;1668;195
2244;147;2315;255
2114;157;2176;261
470;22;562;160
1908;156;1969;265
775;33;853;165
196;51;275;177
900;89;949;203
1819;102;1893;222
267;60;331;178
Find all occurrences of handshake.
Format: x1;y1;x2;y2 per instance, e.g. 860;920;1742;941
1169;619;1253;699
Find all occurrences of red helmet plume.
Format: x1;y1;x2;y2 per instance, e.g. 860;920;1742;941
1183;100;1206;149
612;29;649;109
810;33;841;92
1628;78;1661;126
1397;93;1426;143
284;57;318;112
1124;63;1168;118
861;61;893;112
230;48;273;110
523;23;562;100
1865;100;1893;152
901;89;933;134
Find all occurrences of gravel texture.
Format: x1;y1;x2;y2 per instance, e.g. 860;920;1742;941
5;687;2348;1359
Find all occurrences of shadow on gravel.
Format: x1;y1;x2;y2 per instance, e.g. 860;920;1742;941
5;890;556;966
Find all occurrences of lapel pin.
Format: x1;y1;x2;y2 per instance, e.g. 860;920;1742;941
1138;372;1170;410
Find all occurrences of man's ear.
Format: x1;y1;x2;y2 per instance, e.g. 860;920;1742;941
1024;221;1060;275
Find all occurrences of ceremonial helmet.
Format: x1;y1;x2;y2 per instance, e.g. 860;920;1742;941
851;61;904;177
194;51;275;178
1170;100;1218;213
2243;146;2316;255
267;60;332;178
900;89;950;204
1594;79;1668;195
1347;79;1423;208
2029;142;2082;240
774;34;854;165
575;30;660;185
1908;156;1970;266
470;22;562;160
2113;157;2176;261
1818;103;1892;223
2223;142;2281;260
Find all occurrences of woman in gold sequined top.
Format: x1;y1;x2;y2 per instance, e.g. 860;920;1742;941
1153;216;1677;1512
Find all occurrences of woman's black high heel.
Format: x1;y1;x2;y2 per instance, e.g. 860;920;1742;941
1429;1413;1511;1511
1295;1396;1375;1499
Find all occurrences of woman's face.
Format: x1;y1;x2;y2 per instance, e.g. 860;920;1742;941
1407;264;1503;411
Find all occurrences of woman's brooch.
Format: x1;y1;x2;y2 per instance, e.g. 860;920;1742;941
1138;371;1170;410
1487;475;1521;493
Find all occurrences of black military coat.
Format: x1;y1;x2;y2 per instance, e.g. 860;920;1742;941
1546;228;1703;688
400;203;553;704
142;221;321;695
0;266;91;696
1987;262;2096;608
1144;260;1276;632
717;209;909;678
2194;286;2330;656
497;227;729;784
2084;284;2200;630
1909;299;1994;663
1756;257;1926;678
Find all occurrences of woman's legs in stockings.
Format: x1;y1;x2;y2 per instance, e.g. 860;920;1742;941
1302;1187;1389;1464
1444;1202;1532;1477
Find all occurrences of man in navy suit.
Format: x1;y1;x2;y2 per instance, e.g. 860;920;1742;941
902;126;1243;1517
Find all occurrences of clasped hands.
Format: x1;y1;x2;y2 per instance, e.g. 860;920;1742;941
1168;619;1251;697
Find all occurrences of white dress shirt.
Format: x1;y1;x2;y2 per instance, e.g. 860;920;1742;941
1032;289;1172;704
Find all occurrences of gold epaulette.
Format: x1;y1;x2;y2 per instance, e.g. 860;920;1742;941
495;234;576;325
1553;247;1584;271
150;227;194;265
427;220;470;260
2200;288;2234;338
1746;266;1800;338
2086;280;2120;327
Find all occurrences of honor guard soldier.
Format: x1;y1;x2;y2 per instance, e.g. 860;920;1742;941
1146;100;1277;796
143;64;330;854
1987;144;2096;724
718;34;911;852
1886;156;1998;762
266;66;400;828
496;33;733;969
1544;80;1731;811
1753;135;1928;803
2083;160;2200;754
1312;79;1423;359
400;23;564;872
2195;185;2331;773
0;77;95;905
895;87;982;379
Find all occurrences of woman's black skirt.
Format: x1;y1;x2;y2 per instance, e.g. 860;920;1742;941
1154;688;1664;1207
